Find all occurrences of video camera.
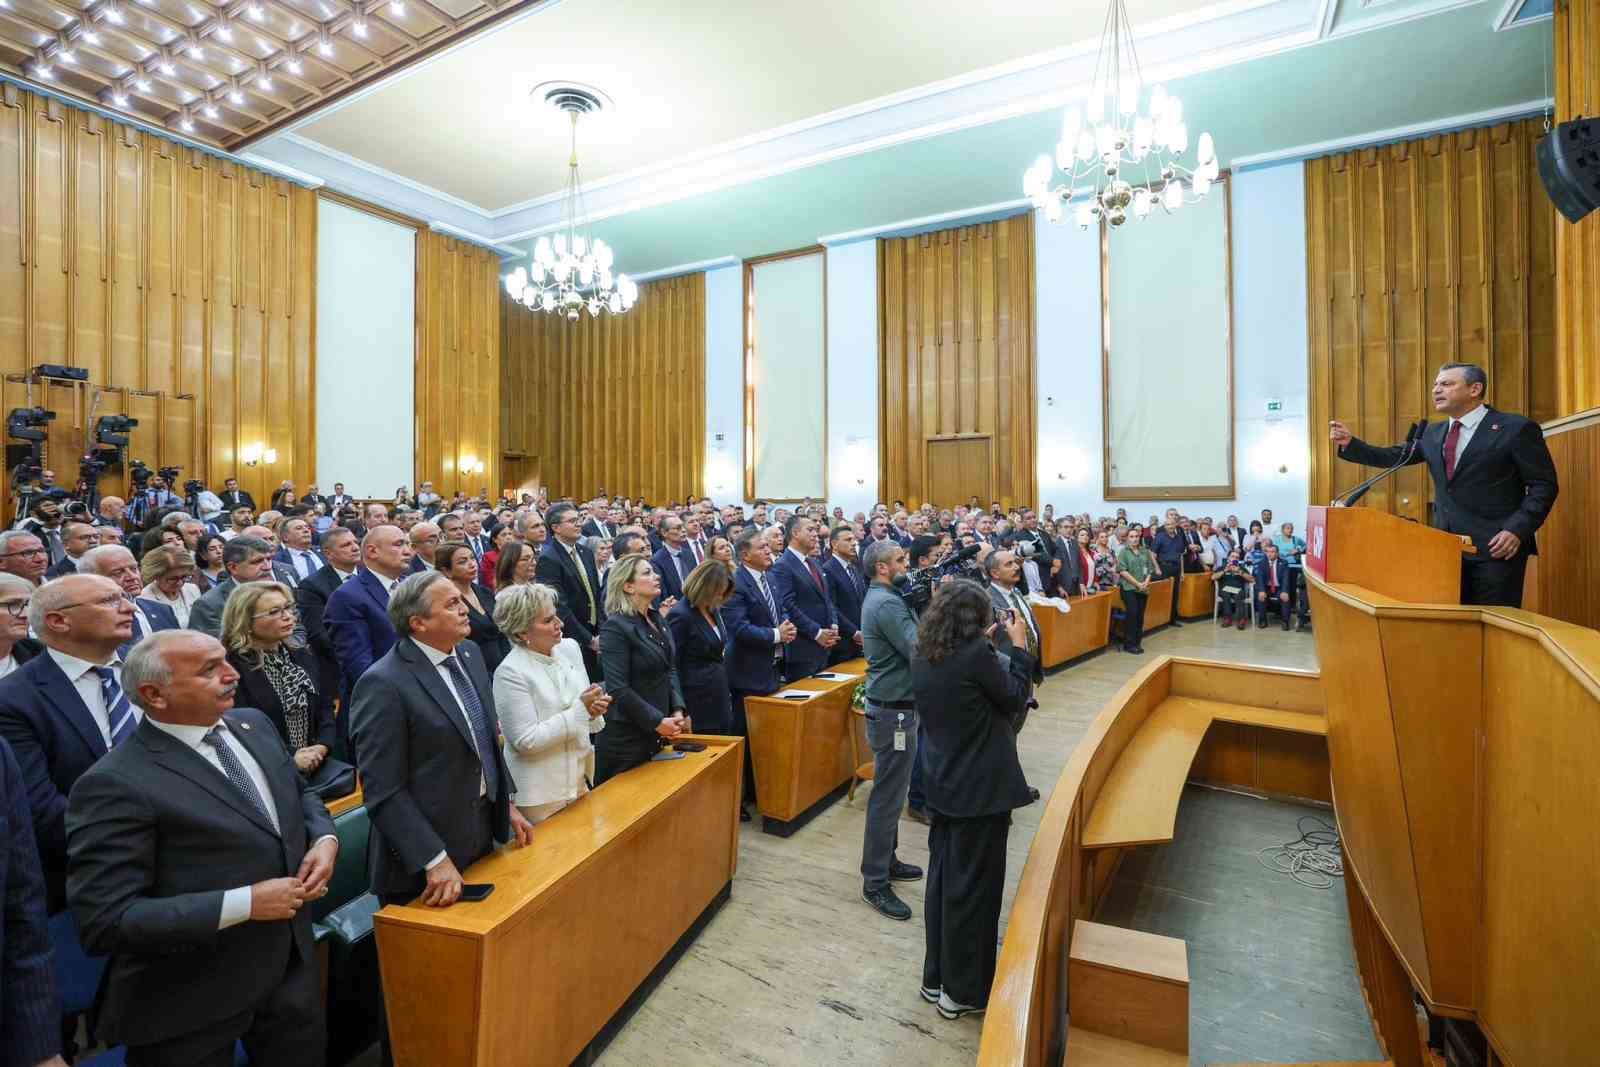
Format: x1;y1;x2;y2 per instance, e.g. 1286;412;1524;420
903;541;985;613
6;407;56;443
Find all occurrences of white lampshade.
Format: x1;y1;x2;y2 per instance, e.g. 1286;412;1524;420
534;237;553;264
1197;131;1216;165
1192;173;1211;198
1164;182;1184;210
608;292;623;314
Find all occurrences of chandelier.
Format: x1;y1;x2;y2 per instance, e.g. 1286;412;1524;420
504;86;638;321
1022;0;1220;230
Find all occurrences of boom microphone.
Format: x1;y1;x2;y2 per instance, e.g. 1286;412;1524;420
1337;420;1425;508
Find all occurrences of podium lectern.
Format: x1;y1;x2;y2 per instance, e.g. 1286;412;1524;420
1304;504;1472;604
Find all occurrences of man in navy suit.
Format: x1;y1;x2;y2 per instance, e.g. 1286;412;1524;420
723;530;796;820
768;515;839;682
649;515;695;606
822;525;866;665
0;574;136;912
1;735;64;1067
1331;361;1559;608
77;546;180;656
274;516;326;585
1252;542;1295;630
323;526;414;757
537;503;606;681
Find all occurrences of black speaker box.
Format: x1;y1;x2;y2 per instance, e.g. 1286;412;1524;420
1536;116;1600;223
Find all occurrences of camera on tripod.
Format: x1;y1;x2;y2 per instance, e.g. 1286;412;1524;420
94;414;137;449
6;407;55;443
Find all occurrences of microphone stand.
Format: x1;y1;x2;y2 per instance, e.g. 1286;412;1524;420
1336;424;1425;508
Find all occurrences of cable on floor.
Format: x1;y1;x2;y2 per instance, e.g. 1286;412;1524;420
1258;814;1344;889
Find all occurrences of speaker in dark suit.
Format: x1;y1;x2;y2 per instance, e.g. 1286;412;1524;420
1333;364;1558;607
65;630;337;1064
536;516;606;682
348;585;526;904
767;520;838;682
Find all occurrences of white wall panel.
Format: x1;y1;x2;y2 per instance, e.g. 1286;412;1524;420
749;251;827;500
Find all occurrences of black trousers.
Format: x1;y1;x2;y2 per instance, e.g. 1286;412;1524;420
1218;587;1247;620
1120;588;1148;649
923;811;1011;1007
126;950;324;1067
1461;554;1528;608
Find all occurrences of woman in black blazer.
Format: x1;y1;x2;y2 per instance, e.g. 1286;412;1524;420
594;555;689;785
666;560;735;736
220;579;336;774
436;542;510;675
910;579;1036;1020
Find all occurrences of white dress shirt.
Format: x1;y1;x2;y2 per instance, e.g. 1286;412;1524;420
416;640;489;872
1447;402;1489;469
0;653;15;680
47;646;129;747
290;548;322;580
142;716;336;930
742;564;785;649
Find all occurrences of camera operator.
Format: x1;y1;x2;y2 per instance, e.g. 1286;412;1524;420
127;470;180;529
858;540;925;921
15;493;68;565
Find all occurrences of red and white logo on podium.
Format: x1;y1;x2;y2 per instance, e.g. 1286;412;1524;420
1304;506;1328;581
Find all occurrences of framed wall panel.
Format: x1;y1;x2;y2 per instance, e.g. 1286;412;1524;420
1102;175;1235;500
744;247;827;502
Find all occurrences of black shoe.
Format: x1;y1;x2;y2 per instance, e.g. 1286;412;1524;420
863;886;912;921
889;859;923;882
1257;618;1268;628
1128;646;1144;655
740;806;751;822
1282;619;1292;631
904;805;929;825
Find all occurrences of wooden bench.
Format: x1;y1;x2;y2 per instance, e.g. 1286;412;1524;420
1069;920;1189;1054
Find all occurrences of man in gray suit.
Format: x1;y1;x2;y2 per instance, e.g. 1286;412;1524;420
66;630;337;1066
984;549;1044;690
187;536;275;637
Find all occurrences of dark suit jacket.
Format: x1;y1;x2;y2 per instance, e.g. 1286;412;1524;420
65;708;333;1047
769;549;837;679
1253;557;1293;598
986;582;1045;686
595;613;685;780
650;544;694;604
723;566;783;694
45;554;81;580
822;555;866;645
0;651;113;911
0;735;58;1065
323;568;399;707
225;645;337;754
911;637;1036;819
665;600;732;733
348;638;512;898
186;577;234;637
581;519;614;540
536;540;606;649
1338;406;1559;557
464;583;510;678
217;489;257;513
294;564;351;705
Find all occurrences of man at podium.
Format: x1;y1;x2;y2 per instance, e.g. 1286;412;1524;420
1329;362;1558;608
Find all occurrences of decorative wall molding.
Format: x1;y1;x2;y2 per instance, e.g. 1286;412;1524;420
1231;98;1552;168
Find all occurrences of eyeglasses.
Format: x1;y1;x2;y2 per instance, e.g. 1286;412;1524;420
56;593;127;612
0;599;28;617
252;604;300;621
0;547;46;558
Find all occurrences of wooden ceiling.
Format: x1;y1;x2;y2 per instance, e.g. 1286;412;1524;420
0;0;542;149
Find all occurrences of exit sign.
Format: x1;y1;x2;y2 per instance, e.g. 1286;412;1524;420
1265;398;1284;421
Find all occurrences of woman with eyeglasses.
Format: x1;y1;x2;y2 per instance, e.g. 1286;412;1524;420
0;573;41;680
139;544;201;627
220;580;334;774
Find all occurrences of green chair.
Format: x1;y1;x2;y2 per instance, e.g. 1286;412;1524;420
312;804;382;1065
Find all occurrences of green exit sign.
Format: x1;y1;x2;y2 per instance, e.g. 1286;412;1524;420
1265;399;1284;414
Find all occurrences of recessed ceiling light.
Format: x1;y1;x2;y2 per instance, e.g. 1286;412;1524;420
286;55;302;73
112;89;128;105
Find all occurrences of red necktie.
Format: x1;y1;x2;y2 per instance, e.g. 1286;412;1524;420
1269;565;1278;593
806;558;825;592
1443;419;1462;480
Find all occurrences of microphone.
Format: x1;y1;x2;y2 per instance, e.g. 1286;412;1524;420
1338;420;1426;507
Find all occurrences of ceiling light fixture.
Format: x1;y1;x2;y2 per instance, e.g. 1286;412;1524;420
158;51;175;75
257;63;272;90
504;85;636;321
203;97;218;117
179;110;194;132
35;61;53;80
286;54;302;74
82;27;100;44
247;2;264;20
1023;0;1219;230
351;6;368;37
187;36;203;59
111;87;128;106
134;74;150;90
389;0;404;14
228;81;243;104
216;17;233;41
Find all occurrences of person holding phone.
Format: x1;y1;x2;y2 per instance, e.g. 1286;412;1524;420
594;556;690;785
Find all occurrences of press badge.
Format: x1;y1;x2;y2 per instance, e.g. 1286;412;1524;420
894;712;907;752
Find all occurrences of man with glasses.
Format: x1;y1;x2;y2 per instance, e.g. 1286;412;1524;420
0;574;136;912
78;545;180;654
536;503;606;682
0;530;49;586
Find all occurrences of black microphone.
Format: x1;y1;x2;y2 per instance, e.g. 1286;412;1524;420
1339;420;1426;507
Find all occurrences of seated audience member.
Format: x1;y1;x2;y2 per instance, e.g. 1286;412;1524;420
0;575;134;912
140;545;202;627
494;540;537;592
517;511;549;551
769;515;840;682
66;630;338;1066
79;545;180;650
1254;541;1295;630
1214;549;1255;628
667;560;736;736
823;525;867;662
0;574;40;680
0;530;49;586
276;516;326;584
594;555;689;785
139;526;184;559
222;581;335;776
219;505;255;541
188;535;275;638
479;525;517;589
492;582;610;824
438;542;509;677
45;521;98;579
911;580;1035;1021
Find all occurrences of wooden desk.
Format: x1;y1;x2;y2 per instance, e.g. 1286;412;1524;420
1111;578;1175;635
1175;572;1215;619
326;787;364;818
1032;592;1114;668
372;736;743;1067
744;658;867;836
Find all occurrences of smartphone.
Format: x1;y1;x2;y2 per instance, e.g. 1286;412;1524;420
459;882;495;903
781;693;812;701
673;741;707;752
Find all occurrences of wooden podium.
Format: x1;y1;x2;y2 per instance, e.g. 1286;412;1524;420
1304;506;1600;1066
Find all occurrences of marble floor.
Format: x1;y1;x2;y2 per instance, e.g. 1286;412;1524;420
597;620;1327;1066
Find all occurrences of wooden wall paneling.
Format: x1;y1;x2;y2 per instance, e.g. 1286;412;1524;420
1532;409;1600;631
1307;119;1560;512
0;88;26;368
414;231;502;499
878;214;1037;509
1554;0;1600;414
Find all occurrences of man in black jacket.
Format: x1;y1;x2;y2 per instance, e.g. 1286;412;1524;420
295;526;360;735
66;630;337;1065
536;503;605;681
1331;361;1559;607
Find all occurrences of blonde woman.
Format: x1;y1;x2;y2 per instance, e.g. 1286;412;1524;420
491;582;611;823
140;544;202;627
220;580;334;773
594;555;689;784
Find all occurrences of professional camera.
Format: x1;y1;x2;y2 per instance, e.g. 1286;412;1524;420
902;542;985;612
184;478;204;496
6;407;55;443
129;459;152;488
93;413;138;449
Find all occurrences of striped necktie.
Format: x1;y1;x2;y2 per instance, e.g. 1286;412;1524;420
95;666;137;746
442;655;501;800
202;725;273;825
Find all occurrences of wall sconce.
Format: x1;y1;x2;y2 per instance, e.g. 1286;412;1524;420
463;457;486;475
240;443;277;467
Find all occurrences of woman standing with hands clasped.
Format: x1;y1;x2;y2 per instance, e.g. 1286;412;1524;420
1115;523;1160;655
593;555;691;785
491;582;611;824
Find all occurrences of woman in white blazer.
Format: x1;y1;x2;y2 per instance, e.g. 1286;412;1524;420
492;582;612;823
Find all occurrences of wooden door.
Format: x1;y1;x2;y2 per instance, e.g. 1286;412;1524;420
501;454;538;500
924;436;992;508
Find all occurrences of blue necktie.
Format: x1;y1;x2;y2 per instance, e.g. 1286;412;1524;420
442;655;501;800
202;726;274;825
757;573;778;621
95;666;136;747
127;609;146;644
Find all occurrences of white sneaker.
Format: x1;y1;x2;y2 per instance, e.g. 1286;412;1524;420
919;985;940;1004
936;991;986;1020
